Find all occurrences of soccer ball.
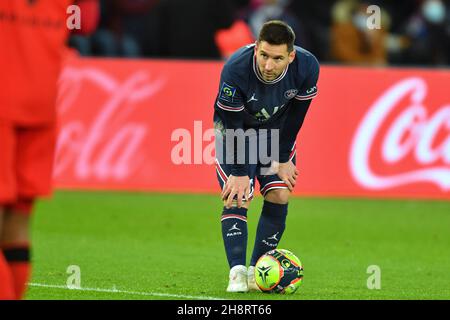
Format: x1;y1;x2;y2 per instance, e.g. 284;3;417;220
254;249;304;294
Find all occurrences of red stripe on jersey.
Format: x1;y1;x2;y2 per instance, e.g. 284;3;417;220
295;92;318;100
216;101;244;112
261;182;288;194
289;148;296;159
215;162;228;183
221;214;247;222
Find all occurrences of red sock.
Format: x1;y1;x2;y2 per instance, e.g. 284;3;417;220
3;245;30;300
0;251;15;300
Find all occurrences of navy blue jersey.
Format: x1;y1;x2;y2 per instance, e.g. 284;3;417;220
214;43;320;175
214;43;319;131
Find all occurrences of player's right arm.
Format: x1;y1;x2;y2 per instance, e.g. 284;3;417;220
214;66;250;208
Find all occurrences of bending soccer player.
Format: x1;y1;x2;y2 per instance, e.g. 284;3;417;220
0;0;98;300
214;20;319;292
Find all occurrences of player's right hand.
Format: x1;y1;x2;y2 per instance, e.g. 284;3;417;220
222;175;250;209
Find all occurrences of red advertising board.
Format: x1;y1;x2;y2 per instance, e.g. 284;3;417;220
54;57;450;200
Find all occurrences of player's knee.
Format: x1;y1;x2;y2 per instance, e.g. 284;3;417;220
0;199;33;243
265;189;290;204
1;214;31;243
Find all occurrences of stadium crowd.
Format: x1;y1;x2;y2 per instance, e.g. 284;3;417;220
72;0;449;66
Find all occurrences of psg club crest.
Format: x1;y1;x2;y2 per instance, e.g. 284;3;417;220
284;89;298;99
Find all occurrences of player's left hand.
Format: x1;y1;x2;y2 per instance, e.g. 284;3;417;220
276;161;299;191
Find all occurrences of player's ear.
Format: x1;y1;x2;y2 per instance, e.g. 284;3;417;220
288;50;296;64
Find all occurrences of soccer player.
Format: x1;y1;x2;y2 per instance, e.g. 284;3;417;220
0;0;98;300
214;20;319;292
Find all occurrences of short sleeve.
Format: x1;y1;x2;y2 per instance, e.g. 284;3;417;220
215;65;245;112
295;55;320;101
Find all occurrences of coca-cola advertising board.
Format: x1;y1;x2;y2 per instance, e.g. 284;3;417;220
55;57;450;200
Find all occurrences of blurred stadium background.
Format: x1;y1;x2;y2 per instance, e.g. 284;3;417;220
27;0;450;299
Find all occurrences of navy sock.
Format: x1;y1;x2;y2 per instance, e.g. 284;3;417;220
221;207;248;268
250;201;288;266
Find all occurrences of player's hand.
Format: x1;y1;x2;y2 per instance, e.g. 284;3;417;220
276;161;299;191
222;175;251;209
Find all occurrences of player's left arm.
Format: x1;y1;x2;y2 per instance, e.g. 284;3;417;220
278;99;312;163
275;99;311;190
279;55;319;163
277;56;320;189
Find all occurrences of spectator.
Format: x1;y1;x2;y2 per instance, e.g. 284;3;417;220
108;0;161;57
243;0;309;48
154;0;237;59
289;0;335;61
330;0;389;66
403;0;449;65
71;0;158;57
68;0;450;66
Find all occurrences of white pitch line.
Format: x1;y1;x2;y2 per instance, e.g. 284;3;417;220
28;283;225;300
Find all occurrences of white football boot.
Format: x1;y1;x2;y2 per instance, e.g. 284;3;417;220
247;266;261;292
226;265;248;293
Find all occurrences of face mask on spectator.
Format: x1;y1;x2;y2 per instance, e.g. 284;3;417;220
352;13;367;31
422;0;446;24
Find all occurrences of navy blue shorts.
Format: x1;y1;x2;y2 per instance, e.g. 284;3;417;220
215;140;297;200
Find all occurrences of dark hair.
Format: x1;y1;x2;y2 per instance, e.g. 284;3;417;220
257;20;296;52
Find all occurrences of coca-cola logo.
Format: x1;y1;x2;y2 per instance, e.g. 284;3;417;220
350;77;450;190
54;66;165;181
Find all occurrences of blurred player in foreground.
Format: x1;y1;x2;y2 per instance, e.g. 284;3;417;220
0;0;98;300
214;20;319;292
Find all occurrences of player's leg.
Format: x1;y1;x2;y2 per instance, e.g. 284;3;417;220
0;210;19;300
251;182;291;265
222;198;250;293
0;123;16;300
250;143;296;267
1;202;33;300
248;184;291;291
216;158;257;292
248;150;296;291
0;207;17;300
0;124;56;299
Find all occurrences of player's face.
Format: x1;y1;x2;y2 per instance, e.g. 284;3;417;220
255;41;295;81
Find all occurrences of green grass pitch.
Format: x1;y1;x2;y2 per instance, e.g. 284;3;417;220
26;191;450;300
